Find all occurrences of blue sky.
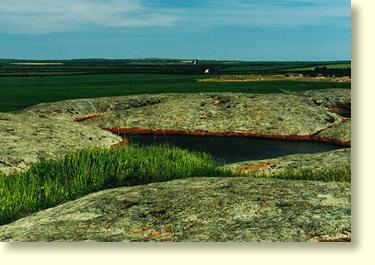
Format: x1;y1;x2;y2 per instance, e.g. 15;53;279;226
0;0;351;60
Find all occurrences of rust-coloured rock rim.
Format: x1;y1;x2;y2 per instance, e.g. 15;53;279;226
101;127;351;147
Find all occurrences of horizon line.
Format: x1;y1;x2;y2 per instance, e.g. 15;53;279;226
0;58;352;63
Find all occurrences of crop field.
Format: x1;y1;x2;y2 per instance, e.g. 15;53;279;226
0;59;351;112
285;63;351;71
0;75;350;112
198;74;351;83
0;59;351;76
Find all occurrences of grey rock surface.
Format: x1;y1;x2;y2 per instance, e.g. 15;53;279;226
0;177;351;242
0;90;351;174
224;149;350;178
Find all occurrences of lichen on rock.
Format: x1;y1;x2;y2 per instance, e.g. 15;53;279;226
0;112;121;175
313;120;351;146
0;90;351;174
0;89;352;242
225;149;351;178
0;177;351;242
78;92;347;137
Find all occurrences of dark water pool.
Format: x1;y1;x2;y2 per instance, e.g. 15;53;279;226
123;134;342;164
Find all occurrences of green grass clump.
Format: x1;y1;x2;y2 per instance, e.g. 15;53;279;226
0;145;229;225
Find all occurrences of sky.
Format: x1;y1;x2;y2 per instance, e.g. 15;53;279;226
0;0;351;61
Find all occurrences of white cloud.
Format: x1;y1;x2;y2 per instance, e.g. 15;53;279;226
0;0;350;34
0;0;181;33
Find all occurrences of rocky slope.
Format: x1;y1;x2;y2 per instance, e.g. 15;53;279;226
313;120;351;145
57;90;351;142
0;177;351;242
0;89;351;242
225;149;350;177
1;89;350;174
0;112;121;175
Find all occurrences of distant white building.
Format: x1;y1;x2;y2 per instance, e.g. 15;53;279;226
180;60;198;65
204;68;210;74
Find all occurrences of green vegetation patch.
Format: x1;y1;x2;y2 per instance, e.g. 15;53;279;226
286;63;351;71
0;74;350;112
0;146;226;225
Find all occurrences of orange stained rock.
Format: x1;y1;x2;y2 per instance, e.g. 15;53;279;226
237;162;272;171
146;231;172;239
110;138;129;148
74;113;109;122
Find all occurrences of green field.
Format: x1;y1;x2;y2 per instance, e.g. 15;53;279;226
0;59;351;112
285;63;351;71
0;73;350;112
0;59;350;75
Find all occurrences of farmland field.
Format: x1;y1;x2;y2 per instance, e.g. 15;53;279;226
0;59;351;112
285;63;351;71
0;59;351;76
